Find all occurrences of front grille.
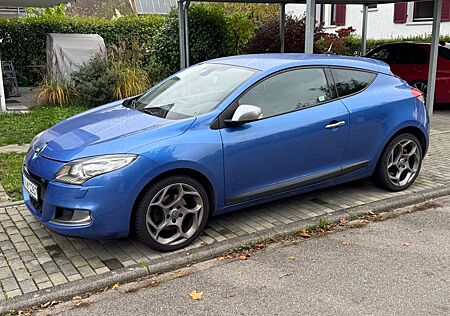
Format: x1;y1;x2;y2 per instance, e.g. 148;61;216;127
24;169;48;214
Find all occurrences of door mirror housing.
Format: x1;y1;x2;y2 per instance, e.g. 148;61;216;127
225;104;262;126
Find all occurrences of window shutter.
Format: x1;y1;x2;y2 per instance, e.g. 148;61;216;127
442;0;450;22
393;3;408;23
335;4;346;26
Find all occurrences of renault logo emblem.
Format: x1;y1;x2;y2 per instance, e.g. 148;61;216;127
35;143;47;156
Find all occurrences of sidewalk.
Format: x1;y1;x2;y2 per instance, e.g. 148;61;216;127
1;110;450;308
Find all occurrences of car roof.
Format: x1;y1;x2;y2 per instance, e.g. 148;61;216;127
375;41;450;50
207;53;391;74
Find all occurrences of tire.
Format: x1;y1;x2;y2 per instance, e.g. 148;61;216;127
372;133;423;192
134;175;210;252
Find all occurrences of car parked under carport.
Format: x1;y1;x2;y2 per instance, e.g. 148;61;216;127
366;42;450;105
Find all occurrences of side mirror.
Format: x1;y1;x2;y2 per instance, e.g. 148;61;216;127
225;104;262;126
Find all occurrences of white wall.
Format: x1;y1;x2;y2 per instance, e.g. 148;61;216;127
287;3;450;39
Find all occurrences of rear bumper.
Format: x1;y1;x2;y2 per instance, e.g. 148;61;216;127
22;154;159;239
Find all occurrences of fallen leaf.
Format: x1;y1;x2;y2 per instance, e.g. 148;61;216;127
347;219;369;229
287;256;296;260
255;244;267;250
217;256;225;261
402;241;411;247
189;290;203;300
342;240;350;246
239;255;248;260
298;230;311;238
339;218;348;225
40;301;51;309
112;283;120;290
72;296;82;301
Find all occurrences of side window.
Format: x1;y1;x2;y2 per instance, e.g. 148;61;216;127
414;47;429;64
331;68;377;98
391;45;418;64
368;47;394;63
238;68;331;118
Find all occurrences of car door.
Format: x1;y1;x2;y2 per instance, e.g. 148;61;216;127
390;44;426;83
219;67;350;205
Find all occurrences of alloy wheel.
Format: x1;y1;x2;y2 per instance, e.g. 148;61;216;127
386;139;421;187
145;183;204;246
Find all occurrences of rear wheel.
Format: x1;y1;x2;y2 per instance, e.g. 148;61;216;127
134;175;209;252
372;133;423;191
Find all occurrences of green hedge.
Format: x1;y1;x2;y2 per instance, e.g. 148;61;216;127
344;34;450;55
0;15;164;83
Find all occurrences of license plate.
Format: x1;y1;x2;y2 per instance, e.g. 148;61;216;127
23;174;39;200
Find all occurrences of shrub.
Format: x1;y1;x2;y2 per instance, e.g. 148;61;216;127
71;40;151;106
152;4;230;73
246;15;324;53
0;14;164;83
71;55;115;106
226;12;255;55
315;27;356;55
36;77;76;106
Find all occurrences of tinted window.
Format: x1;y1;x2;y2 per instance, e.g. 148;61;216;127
439;46;450;60
238;68;331;118
331;68;377;97
367;46;395;63
392;45;418;64
414;47;429;64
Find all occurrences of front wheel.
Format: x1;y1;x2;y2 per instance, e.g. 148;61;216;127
372;133;423;191
134;175;210;252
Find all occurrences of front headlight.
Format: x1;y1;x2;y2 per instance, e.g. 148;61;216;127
55;154;137;185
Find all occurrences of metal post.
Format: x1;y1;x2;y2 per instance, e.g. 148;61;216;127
184;0;190;67
427;0;442;116
178;0;186;69
279;3;286;53
361;4;368;55
0;54;6;112
305;0;316;54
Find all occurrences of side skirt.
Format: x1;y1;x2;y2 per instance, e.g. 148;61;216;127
225;160;369;206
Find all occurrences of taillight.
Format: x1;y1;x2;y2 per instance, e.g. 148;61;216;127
411;87;425;104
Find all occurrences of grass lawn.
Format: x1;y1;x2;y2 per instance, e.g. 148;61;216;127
0;105;89;146
0;152;24;201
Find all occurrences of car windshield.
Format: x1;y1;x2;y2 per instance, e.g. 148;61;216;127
134;63;259;119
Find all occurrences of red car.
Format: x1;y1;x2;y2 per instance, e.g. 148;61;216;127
366;42;450;104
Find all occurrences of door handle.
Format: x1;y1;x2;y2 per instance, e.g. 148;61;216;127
325;121;346;129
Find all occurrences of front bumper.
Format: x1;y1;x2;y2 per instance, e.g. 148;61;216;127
23;153;159;239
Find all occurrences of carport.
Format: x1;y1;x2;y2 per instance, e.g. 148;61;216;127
176;0;443;116
0;0;71;112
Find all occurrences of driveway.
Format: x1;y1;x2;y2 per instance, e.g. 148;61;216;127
1;109;450;303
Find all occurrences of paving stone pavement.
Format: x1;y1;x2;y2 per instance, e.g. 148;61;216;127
0;110;449;300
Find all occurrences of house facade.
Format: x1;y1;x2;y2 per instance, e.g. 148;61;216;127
289;1;450;39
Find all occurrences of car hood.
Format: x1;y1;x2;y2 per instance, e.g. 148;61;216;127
35;101;196;162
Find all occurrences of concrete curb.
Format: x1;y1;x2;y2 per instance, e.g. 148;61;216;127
1;184;449;313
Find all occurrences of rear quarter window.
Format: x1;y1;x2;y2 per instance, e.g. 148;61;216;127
439;46;450;60
331;68;377;98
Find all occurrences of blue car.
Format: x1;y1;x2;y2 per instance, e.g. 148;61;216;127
23;54;429;251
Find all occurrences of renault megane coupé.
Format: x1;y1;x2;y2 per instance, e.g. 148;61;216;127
23;54;429;251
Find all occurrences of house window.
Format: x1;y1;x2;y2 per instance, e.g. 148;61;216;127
319;4;325;26
413;1;434;21
330;4;336;25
